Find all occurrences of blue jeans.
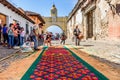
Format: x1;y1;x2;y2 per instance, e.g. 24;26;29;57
3;33;8;43
20;36;24;46
32;36;38;49
8;35;14;47
14;37;19;46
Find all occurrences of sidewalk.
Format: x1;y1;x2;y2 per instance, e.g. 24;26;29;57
0;45;19;61
66;39;120;64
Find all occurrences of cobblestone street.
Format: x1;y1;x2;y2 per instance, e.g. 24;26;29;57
0;45;19;61
1;39;120;65
65;39;120;65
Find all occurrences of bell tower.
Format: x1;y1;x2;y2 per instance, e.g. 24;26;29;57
51;4;57;17
43;3;68;36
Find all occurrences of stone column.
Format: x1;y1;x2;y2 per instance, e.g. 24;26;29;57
92;10;96;40
83;14;88;40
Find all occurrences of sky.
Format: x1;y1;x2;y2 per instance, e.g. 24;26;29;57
46;25;63;35
8;0;78;34
8;0;78;16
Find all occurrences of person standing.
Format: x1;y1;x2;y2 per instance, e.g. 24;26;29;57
30;24;39;50
38;23;44;46
16;23;21;46
13;28;19;46
44;32;52;46
60;33;67;45
20;27;25;46
2;24;8;46
73;25;81;46
8;23;14;48
38;30;44;46
0;24;2;44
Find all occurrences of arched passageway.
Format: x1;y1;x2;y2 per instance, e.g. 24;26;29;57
45;25;63;40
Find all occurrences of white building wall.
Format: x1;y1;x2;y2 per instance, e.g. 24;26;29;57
0;3;34;34
71;17;74;27
67;18;75;40
67;20;71;39
76;9;82;25
75;9;83;32
67;8;83;41
67;21;70;39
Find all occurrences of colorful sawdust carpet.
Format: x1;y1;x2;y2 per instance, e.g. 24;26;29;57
21;47;109;80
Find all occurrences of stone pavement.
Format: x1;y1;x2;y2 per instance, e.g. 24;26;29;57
65;39;120;64
0;45;19;61
0;39;120;64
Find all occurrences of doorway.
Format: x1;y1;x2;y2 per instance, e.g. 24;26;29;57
87;11;93;38
0;13;6;25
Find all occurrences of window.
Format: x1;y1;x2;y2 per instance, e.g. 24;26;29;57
26;23;29;34
30;26;32;32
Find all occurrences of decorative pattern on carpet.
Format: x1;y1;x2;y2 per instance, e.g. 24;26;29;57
21;47;109;80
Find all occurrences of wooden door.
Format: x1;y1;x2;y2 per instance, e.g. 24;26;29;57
87;11;93;38
0;13;6;26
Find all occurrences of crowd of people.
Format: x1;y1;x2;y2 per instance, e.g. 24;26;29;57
30;24;67;50
0;23;25;49
0;22;52;50
0;22;82;51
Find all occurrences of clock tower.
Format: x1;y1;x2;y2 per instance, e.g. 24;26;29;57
51;4;57;17
43;3;68;35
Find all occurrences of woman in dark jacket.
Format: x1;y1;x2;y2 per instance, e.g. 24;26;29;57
2;24;8;46
73;25;81;46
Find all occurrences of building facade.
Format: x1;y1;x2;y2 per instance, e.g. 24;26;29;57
67;0;83;40
25;11;45;34
0;0;34;34
25;11;45;25
67;0;120;41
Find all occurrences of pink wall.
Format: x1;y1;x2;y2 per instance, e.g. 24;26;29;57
108;11;120;39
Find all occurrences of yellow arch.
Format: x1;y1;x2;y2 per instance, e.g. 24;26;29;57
43;16;68;34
